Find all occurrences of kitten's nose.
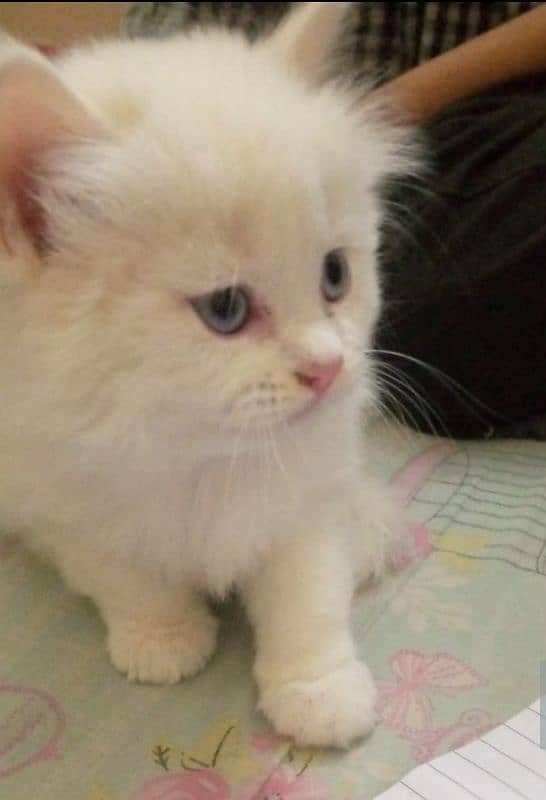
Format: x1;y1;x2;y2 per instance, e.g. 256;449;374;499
295;356;344;395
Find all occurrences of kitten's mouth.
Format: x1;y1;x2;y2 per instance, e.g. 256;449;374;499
287;393;325;423
286;374;353;423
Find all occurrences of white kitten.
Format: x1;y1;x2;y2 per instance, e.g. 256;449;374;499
0;4;412;748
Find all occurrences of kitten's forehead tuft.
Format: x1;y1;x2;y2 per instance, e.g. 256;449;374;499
45;27;408;305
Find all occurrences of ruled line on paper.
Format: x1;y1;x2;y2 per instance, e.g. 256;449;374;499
375;702;546;800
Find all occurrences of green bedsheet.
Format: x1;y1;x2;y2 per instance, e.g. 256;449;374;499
1;421;545;799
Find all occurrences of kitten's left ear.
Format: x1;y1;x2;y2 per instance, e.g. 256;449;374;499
0;36;105;257
264;2;350;86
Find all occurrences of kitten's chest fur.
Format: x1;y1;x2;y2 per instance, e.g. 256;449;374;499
3;420;353;596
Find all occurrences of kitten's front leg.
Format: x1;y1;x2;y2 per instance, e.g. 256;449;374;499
59;554;218;685
103;586;218;685
242;521;376;749
351;478;412;585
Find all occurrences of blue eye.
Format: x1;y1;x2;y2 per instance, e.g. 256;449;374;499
192;286;250;335
321;249;350;303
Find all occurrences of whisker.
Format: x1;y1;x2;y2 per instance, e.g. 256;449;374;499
265;421;301;505
257;423;271;512
380;200;451;270
370;348;509;426
375;369;434;437
369;383;425;448
221;414;249;506
266;422;287;477
374;361;451;439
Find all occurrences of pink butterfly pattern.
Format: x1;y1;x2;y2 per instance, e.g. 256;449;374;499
409;708;497;763
377;650;487;736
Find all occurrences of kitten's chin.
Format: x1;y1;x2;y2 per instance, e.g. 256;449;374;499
217;393;329;438
283;386;358;428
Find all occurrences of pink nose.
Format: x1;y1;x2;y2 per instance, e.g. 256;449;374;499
295;356;343;395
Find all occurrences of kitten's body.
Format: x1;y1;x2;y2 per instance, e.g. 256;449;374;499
0;5;411;747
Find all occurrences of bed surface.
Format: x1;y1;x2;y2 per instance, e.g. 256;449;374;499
1;421;545;800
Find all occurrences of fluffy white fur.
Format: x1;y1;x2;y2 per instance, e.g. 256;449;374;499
0;4;412;748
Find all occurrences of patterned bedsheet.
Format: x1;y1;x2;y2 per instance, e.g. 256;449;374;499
1;421;545;799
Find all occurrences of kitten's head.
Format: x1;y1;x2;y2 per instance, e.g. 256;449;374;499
0;5;413;448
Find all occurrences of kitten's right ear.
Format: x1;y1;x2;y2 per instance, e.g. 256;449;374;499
264;2;350;86
0;35;104;259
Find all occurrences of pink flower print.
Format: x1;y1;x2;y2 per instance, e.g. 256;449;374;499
410;708;496;763
389;522;433;572
130;770;230;800
0;685;65;781
409;524;434;560
377;650;487;735
239;765;328;800
390;444;456;508
250;731;282;754
384;443;455;572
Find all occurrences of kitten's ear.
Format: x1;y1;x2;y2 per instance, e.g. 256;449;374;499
0;36;104;256
265;2;350;86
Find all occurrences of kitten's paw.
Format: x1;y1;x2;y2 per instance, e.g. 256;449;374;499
107;608;218;685
258;659;377;748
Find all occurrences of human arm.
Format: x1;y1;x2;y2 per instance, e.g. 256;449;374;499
0;3;131;47
376;3;546;122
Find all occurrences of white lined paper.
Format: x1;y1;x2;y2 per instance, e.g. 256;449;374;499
376;701;545;800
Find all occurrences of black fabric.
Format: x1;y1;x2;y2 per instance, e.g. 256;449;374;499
376;72;546;439
124;4;540;80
